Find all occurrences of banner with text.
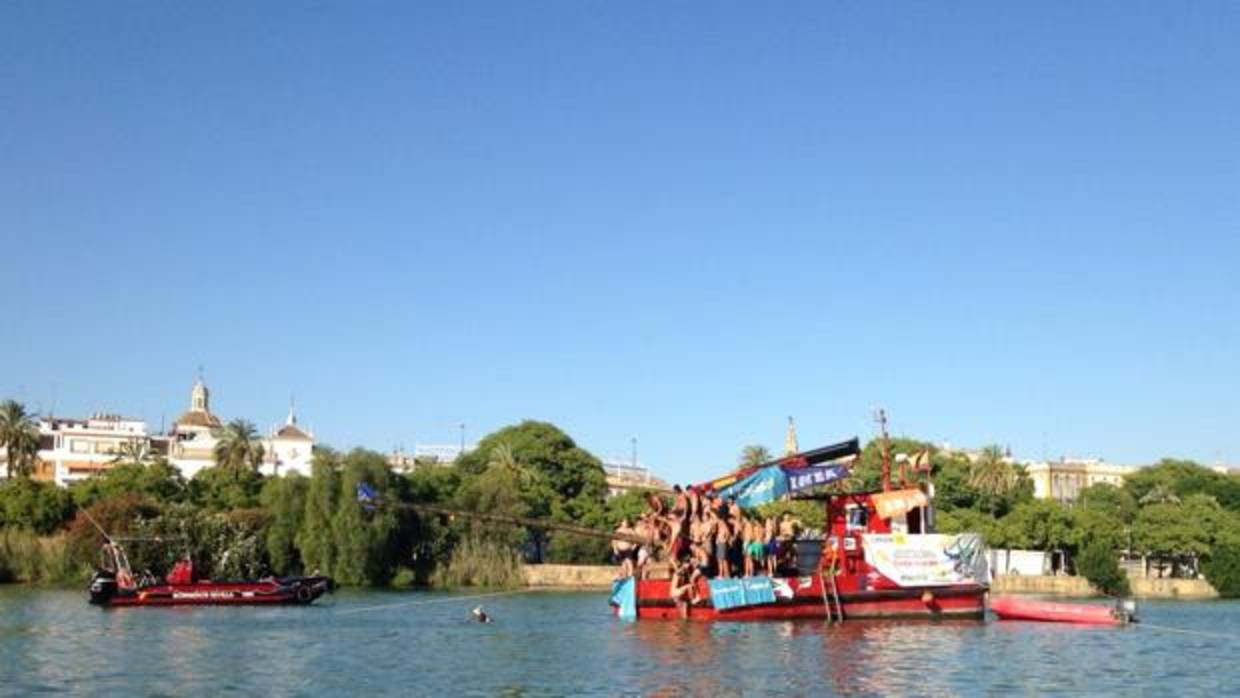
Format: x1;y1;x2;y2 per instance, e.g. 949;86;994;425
862;533;988;587
783;463;850;493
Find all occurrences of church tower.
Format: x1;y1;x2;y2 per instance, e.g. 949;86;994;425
191;379;209;413
784;416;799;456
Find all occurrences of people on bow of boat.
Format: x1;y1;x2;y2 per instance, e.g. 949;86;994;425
615;486;802;581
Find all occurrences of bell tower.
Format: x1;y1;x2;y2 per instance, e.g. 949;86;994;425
784;416;799;456
191;367;210;413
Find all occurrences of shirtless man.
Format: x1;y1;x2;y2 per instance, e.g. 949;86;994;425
671;485;688;519
612;518;637;577
669;559;696;619
778;513;801;573
714;509;733;579
764;516;779;576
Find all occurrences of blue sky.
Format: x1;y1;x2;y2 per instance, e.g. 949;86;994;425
2;2;1237;482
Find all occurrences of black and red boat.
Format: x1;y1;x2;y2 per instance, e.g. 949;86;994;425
88;541;334;607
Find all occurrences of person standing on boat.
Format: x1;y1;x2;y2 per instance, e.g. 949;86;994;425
714;508;734;578
764;517;779;577
612;518;638;577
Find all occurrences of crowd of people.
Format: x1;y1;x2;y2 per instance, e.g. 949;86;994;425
611;485;803;589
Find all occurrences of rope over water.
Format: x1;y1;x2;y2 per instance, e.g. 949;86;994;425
1137;622;1239;641
334;588;539;615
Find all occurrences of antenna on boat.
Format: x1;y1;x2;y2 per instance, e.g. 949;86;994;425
875;409;891;492
79;507;114;544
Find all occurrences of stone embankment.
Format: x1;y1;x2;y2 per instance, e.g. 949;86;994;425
521;564;616;589
991;574;1218;599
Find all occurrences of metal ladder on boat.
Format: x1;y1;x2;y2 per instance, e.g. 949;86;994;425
820;551;845;623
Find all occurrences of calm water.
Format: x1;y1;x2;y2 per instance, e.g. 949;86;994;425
1;586;1237;696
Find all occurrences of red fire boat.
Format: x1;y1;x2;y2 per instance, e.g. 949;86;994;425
610;431;989;622
88;541;334;607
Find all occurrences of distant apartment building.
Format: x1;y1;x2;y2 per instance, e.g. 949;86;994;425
1023;458;1138;502
601;456;671;498
29;414;149;485
416;443;476;465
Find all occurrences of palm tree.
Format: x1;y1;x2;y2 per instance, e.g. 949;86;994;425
968;445;1019;499
486;441;536;485
0;400;41;478
738;444;773;469
1139;484;1181;506
212;419;265;472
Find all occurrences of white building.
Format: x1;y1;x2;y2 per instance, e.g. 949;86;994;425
1023;457;1138;502
601;456;671;498
34;414;149;486
168;378;316;478
167;378;223;478
412;443;476;465
261;405;315;477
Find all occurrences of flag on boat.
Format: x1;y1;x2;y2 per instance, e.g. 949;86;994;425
715;467;789;508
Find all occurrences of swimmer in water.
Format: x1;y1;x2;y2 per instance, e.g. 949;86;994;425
472;606;493;623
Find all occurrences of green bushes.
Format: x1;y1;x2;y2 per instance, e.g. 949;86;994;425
1203;544;1240;598
1076;539;1131;597
0;529;88;585
0;478;74;534
430;535;523;588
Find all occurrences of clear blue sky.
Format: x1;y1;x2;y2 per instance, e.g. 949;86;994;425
2;2;1237;482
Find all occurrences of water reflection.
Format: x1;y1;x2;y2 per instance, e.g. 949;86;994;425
3;589;1238;696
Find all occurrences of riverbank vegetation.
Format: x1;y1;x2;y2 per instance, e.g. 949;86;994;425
0;418;636;588
3;398;1239;596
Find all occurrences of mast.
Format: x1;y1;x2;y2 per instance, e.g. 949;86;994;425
876;409;891;492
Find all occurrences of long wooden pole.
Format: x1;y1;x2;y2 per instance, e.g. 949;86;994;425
393;501;652;546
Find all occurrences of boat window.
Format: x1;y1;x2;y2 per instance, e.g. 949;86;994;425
846;506;868;531
907;507;923;534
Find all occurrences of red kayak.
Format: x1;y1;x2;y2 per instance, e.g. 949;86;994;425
990;595;1133;625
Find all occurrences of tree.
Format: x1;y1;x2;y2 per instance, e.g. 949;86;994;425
1132;502;1211;576
328;449;404;586
212;419;265;472
738;444;773;469
1138;483;1181;506
71;459;187;508
297;449;341;575
1003;499;1077;553
260;474;308;574
1203;544;1240;597
456;421;610;562
1077;539;1130;597
0;477;74;534
188;465;264;510
0;400;41;479
1124;459;1240;511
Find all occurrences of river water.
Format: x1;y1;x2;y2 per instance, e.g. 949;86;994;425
0;586;1236;696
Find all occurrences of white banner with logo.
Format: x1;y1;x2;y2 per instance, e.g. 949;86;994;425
862;533;987;587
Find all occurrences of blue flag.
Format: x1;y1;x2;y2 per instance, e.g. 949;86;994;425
356;482;378;510
716;467;789;508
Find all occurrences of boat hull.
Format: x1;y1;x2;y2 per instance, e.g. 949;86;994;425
618;576;987;621
90;575;334;607
989;595;1124;625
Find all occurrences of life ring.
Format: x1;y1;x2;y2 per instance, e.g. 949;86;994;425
295;585;314;603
